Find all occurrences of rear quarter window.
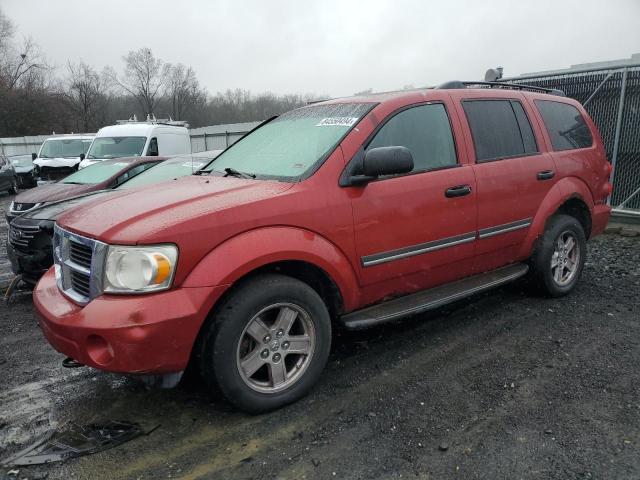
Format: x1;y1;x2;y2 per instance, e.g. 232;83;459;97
534;100;593;151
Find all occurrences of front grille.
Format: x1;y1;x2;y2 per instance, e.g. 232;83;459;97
8;223;41;250
53;225;107;304
70;270;91;298
69;241;93;269
39;166;76;181
11;202;37;213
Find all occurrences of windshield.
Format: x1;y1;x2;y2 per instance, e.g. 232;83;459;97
87;137;147;159
61;161;132;185
118;158;209;189
39;139;92;159
204;103;374;180
9;155;33;167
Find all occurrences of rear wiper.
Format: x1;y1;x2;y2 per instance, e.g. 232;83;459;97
223;167;256;179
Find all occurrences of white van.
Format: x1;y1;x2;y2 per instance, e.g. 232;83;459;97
79;120;191;169
32;135;95;183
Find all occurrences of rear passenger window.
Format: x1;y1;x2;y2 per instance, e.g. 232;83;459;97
535;100;593;151
463;100;538;162
367;103;457;172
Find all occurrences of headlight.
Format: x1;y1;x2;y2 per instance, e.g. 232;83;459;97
104;244;178;293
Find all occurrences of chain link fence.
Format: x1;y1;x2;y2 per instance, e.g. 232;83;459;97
510;65;640;215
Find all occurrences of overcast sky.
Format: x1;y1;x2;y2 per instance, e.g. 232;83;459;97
3;0;640;98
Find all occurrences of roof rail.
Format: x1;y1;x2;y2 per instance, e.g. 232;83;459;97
115;114;190;128
436;80;565;97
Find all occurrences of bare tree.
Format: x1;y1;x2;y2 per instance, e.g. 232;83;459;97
165;63;205;120
65;61;110;132
106;47;168;117
1;37;49;91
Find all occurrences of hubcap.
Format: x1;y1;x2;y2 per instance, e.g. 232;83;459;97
236;303;316;393
550;230;580;287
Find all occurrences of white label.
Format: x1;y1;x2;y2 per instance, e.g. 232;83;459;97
316;117;358;127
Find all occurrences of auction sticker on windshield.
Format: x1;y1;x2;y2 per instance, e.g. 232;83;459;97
316;117;359;127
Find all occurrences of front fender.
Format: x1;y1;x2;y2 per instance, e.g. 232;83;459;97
181;226;361;311
517;177;595;258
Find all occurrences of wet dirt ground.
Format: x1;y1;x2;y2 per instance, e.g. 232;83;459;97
1;192;639;480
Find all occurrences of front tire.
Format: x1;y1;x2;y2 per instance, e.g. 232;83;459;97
530;214;586;297
199;274;332;413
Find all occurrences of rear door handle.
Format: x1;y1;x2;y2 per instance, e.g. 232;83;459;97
445;184;472;198
537;170;555;180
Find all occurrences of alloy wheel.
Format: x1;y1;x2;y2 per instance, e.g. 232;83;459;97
236;302;316;393
550;230;580;287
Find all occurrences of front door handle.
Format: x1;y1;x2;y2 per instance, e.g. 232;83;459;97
445;184;472;198
537;170;555;180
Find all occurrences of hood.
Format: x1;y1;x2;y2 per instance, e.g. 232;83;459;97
13;182;99;204
33;157;81;168
23;191;113;221
58;175;293;242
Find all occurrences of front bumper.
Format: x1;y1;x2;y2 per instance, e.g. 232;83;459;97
6;239;50;285
34;268;226;374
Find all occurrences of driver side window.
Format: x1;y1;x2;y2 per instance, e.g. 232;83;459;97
367;103;457;173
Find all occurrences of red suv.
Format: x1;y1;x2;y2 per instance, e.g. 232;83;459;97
34;83;611;413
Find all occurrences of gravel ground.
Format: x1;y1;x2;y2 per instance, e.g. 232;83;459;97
1;193;639;479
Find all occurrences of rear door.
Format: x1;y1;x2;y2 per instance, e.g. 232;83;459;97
455;94;557;271
349;101;477;291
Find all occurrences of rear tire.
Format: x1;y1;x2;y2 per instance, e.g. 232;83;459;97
529;214;586;297
199;274;332;413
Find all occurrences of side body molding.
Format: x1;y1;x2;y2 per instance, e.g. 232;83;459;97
181;226;361;312
517;176;595;259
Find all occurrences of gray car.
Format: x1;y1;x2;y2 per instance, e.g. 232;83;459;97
8;154;36;188
0;154;19;194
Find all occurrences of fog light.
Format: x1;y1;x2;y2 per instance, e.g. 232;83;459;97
86;334;114;366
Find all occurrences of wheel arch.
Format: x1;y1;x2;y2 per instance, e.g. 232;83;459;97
182;226;360;314
519;178;595;259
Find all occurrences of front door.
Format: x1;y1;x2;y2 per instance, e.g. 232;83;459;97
348;102;477;293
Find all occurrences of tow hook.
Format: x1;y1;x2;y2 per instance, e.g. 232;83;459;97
62;357;85;368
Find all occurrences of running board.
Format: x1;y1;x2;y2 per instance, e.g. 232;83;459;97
341;263;529;330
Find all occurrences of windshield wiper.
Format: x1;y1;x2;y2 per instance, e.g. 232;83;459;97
223;167;256;179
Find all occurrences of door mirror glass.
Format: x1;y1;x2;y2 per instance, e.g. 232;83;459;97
79;153;85;161
363;146;413;177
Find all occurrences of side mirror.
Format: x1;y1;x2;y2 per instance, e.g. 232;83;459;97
346;146;413;186
363;146;413;177
79;153;85;161
32;153;37;161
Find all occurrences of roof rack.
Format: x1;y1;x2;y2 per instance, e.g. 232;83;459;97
115;114;190;128
436;80;565;97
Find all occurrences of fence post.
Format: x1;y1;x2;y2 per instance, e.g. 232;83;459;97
609;67;628;206
225;131;229;147
203;132;208;151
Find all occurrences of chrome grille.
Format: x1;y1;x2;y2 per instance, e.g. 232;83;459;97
11;202;38;213
69;242;93;269
70;270;91;298
8;223;40;249
53;224;107;304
